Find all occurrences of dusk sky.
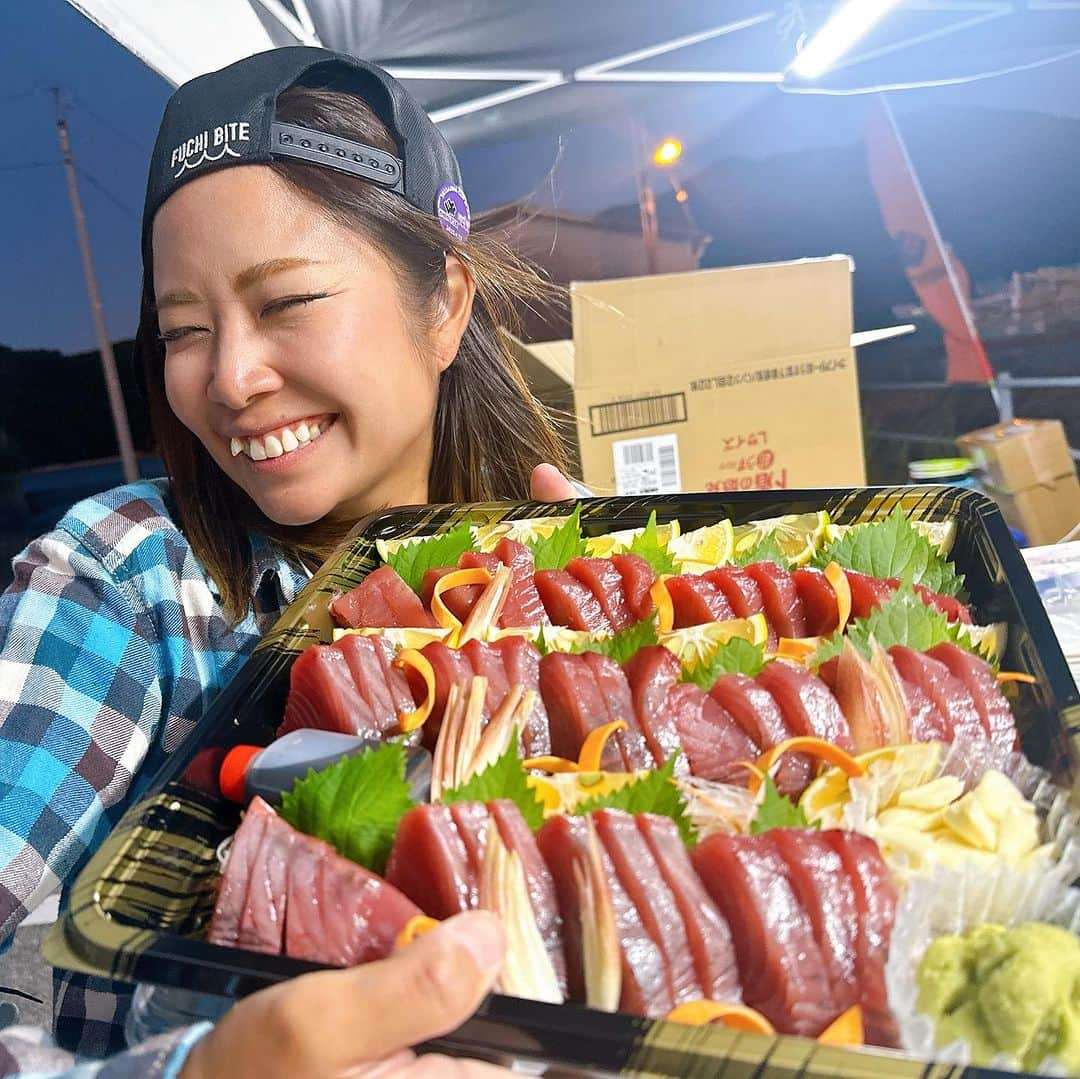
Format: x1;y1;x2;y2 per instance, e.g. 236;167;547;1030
2;0;1080;354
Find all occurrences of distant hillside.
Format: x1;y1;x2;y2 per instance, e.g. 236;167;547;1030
0;340;151;470
596;105;1080;330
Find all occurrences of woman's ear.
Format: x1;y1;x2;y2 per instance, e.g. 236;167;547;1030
433;254;476;373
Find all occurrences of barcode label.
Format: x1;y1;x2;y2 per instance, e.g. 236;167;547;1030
590;392;687;437
613;434;682;496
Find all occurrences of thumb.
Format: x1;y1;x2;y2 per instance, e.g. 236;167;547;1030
530;463;577;503
338;910;506;1059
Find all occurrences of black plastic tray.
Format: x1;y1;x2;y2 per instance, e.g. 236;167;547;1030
44;487;1080;1077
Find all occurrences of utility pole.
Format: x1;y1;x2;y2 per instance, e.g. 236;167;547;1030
53;89;138;484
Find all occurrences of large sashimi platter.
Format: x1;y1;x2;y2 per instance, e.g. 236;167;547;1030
205;506;1080;1074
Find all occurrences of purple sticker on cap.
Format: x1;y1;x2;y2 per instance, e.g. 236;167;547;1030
435;182;470;242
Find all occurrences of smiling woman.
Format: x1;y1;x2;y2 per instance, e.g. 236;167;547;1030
0;46;575;1074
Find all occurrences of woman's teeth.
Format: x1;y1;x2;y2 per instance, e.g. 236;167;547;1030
231;421;325;461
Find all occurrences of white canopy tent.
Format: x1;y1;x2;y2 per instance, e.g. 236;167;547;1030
64;1;1080;145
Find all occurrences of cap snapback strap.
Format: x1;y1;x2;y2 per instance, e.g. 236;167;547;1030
270;121;405;194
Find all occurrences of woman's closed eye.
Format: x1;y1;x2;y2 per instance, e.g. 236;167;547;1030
159;324;207;343
260;292;330;318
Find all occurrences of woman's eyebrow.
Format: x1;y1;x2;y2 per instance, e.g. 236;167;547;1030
154;258;325;312
234;257;324;291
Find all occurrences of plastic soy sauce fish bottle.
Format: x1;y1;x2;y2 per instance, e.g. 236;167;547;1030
218;729;432;806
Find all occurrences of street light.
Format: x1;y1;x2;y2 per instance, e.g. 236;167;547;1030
653;138;683;166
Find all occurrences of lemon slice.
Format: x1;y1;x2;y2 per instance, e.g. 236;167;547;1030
733;511;830;567
544;626;608;654
959;622;1007;662
473;516;569;553
584;520;682;559
800;741;944;825
375;534;428;561
528;770;642;815
659;615;765;669
668;520;735;572
332;626;452;648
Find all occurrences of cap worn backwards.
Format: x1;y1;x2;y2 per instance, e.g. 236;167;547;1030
141;46;470;258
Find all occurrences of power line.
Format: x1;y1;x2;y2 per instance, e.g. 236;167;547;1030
67;91;150;156
0;161;57;173
75;165;140;223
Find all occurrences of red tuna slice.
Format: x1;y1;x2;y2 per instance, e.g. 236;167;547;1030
706;566;776;650
539;652;621;770
636;814;741;1003
912;584;971;624
279;645;377;738
667;681;759;785
898;674;951;743
623;645;689;776
488;799;567;994
745;562;808;640
280;830;325;961
421;566;479;622
823;830;899;1048
691;834;838;1036
887;646;985;745
755;662;854;752
582;651;653;771
490;636;551;757
233;796;294;953
494;539;548;627
306;837;421;968
418;641;477;750
537;813;672;1016
611;553;657;622
792;568;840;637
462;637;511;717
385;803;476;918
330;566;437;629
705;566;765;619
768;829;859;1012
667;575;735;629
927;643;1018;751
709;673;810;798
567;557;635;632
335;635;400;737
844;570;896;620
534;570;612;633
207;796;273;948
592;808;701;1007
371;634;420;724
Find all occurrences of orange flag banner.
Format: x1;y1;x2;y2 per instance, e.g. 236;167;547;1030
865;95;994;384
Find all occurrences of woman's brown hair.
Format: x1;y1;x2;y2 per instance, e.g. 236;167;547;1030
139;82;571;623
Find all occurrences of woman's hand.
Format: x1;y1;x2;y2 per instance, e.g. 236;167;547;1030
529;463;580;502
181;911;511;1078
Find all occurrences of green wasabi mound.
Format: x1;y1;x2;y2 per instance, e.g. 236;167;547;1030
917;922;1080;1073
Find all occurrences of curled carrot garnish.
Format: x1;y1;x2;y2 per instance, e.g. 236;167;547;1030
747;737;865;797
824;562;852;634
771;637;825;663
393;648;436;732
666;1000;775;1034
649;578;675;634
578;720;628;773
996;670;1038;685
817;1005;864;1047
395;915;439;950
524;720;628;775
431;568;492;643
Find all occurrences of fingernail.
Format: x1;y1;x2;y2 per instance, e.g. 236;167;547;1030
444;910;505;973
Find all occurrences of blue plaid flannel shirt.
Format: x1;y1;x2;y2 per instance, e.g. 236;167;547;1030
0;480;308;1061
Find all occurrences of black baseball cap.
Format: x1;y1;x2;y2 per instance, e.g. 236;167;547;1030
142;46;471;260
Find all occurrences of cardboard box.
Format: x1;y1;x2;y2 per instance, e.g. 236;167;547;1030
956;419;1076;493
986;473;1080;547
511;256;865;495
